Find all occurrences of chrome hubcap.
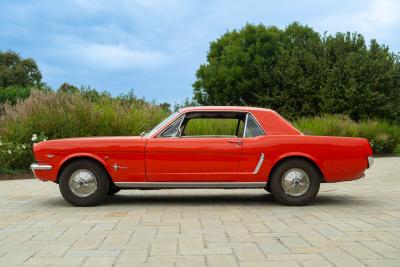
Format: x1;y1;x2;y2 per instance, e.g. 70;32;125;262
69;169;97;197
281;168;310;197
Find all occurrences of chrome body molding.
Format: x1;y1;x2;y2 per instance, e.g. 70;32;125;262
114;182;266;189
30;163;52;171
252;153;265;174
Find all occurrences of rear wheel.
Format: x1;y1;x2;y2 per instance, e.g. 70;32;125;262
59;159;109;206
270;159;320;206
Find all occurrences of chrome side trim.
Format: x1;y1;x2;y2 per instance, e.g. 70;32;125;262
252;153;265;174
115;182;266;189
30;163;52;171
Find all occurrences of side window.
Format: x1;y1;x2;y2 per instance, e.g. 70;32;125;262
160;116;184;137
244;114;264;137
183;118;241;137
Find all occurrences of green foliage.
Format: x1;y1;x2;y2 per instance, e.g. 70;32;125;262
194;23;400;122
0;132;47;170
184;118;240;136
1;88;399;171
294;114;400;154
0;90;169;145
0;51;42;88
0;86;31;105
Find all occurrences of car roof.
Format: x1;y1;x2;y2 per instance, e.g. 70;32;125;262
178;106;273;113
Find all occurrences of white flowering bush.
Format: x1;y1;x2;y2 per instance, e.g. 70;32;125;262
0;132;47;170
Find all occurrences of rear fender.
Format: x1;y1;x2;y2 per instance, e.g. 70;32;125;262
268;152;326;181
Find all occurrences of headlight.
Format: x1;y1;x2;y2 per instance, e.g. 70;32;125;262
368;156;374;168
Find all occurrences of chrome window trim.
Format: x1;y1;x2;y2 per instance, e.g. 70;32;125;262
153;110;266;138
252;153;265;174
244;113;265;138
150;111;181;138
177;113;186;137
115;182;266;189
243;113;249;138
158;114;186;138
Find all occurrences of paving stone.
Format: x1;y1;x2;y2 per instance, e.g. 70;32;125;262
207;254;239;267
323;251;366;267
24;256;85;265
0;157;399;266
117;250;148;263
83;257;116;267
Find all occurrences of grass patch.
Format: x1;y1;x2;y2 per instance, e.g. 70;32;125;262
294;114;400;155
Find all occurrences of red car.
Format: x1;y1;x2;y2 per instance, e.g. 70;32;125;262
31;106;373;206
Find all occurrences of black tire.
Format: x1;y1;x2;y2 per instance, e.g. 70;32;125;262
108;183;120;196
269;159;320;206
264;183;271;193
59;159;110;206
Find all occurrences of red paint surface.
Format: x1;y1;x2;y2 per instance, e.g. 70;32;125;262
32;107;372;183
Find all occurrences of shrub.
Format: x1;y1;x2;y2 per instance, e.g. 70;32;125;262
0;132;46;170
0;86;31;105
294;114;400;154
0;90;169;144
1;91;399;172
0;90;169;170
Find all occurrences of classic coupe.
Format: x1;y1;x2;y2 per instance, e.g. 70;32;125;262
31;106;373;206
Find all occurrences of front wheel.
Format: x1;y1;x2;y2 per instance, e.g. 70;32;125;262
59;159;110;206
270;159;320;206
108;183;120;196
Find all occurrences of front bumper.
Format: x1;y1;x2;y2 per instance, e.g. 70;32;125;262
30;163;52;171
30;163;53;180
368;156;374;168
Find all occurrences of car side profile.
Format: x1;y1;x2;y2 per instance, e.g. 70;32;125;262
31;106;373;206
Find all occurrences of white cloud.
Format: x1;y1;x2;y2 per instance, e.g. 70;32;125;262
351;0;400;34
69;42;169;71
317;0;400;39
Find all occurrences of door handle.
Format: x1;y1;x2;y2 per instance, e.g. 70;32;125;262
228;140;242;145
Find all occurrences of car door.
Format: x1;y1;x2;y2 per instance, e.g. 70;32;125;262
145;112;245;182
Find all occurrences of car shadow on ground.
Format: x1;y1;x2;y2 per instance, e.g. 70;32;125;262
104;192;277;206
41;191;375;208
93;191;374;208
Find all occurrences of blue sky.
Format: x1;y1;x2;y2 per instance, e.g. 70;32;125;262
1;0;399;105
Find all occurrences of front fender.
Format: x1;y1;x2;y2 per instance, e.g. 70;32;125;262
57;153;114;180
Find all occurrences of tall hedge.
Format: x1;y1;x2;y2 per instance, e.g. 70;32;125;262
193;23;400;122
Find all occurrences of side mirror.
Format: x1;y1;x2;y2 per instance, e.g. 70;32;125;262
140;130;148;137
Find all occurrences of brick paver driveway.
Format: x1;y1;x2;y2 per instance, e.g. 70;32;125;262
0;157;399;267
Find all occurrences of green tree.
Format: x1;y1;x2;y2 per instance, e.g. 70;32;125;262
193;23;400;122
0;51;42;88
0;86;31;105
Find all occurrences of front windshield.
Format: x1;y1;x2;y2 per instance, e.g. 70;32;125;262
145;111;179;137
